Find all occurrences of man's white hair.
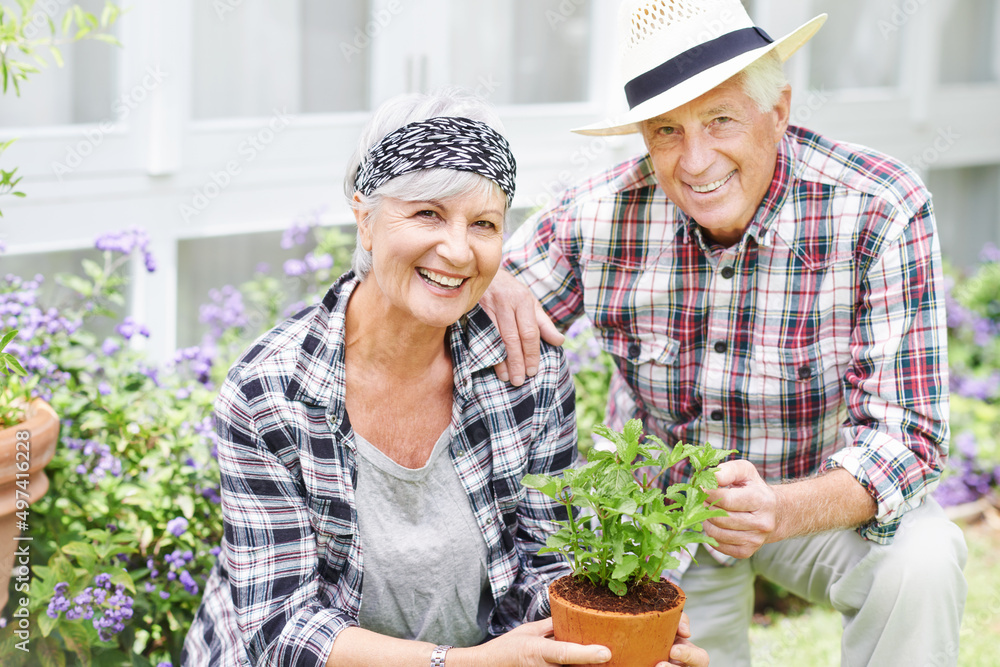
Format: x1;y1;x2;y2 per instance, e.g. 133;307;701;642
344;88;508;279
736;50;788;113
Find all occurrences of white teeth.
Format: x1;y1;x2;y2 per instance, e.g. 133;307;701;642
419;268;465;288
691;171;735;193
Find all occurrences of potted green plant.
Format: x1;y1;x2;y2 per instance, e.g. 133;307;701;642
522;419;733;667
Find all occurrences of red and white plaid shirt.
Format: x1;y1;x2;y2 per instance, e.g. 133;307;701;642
505;125;949;546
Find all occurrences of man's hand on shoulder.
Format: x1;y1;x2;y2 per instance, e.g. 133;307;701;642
480;269;565;386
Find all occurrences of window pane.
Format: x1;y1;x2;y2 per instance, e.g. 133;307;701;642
0;0;117;127
192;0;369;119
940;0;998;84
808;0;903;90
448;0;592;105
176;222;356;348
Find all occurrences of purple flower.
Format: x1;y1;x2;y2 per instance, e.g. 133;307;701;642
166;517;189;537
179;569;199;595
955;432;977;459
101;338;122;356
199;285;249;341
281;209;325;249
173;346;215;386
304;252;333;272
65;437;123;483
98;382;112;396
980;243;1000;264
115;316;150;340
94;227;157;273
283;258;307;277
46;578;135;642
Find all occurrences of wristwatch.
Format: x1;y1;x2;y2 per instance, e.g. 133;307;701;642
430;644;452;666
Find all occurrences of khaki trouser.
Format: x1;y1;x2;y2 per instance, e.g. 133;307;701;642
679;497;968;667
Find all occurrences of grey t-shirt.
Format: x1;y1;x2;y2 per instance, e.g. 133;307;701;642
354;425;491;647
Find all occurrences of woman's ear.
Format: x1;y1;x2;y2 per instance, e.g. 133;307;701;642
353;192;374;252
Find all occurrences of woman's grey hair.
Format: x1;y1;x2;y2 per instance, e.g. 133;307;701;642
736;50;788;114
344;88;509;279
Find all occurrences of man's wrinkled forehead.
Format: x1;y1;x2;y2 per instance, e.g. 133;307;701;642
640;80;752;128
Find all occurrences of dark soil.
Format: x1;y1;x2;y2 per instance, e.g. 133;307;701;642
552;576;681;615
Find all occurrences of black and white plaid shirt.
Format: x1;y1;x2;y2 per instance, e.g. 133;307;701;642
182;272;577;666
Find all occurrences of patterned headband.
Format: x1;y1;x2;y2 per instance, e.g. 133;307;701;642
354;116;517;206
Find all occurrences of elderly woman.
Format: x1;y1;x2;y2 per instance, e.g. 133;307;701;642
182;90;706;667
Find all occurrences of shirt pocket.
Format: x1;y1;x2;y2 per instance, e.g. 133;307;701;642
749;339;847;427
308;495;356;586
596;330;682;419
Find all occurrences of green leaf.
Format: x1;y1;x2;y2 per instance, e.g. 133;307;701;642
593;423;627;451
0;328;17;349
611;554;639;580
177;492;195;519
48;45;64;67
607;579;627;596
623;418;644;446
38;611;59;638
110;569;136;594
611;497;638;516
2;353;28;376
58;621;93;665
59;273;94;297
520;473;561;499
81;258;104;281
601;468;634;495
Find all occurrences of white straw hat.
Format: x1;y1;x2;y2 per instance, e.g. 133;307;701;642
574;0;827;136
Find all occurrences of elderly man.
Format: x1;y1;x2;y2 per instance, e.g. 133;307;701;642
483;1;968;665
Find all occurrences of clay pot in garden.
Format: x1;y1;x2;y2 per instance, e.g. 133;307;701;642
0;399;60;612
549;575;687;667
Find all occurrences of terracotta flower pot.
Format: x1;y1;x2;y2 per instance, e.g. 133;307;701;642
0;399;60;612
548;575;686;667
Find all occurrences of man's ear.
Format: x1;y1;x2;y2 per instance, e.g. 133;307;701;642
353;192;373;252
773;84;793;140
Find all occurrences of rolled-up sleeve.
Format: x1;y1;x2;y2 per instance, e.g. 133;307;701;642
825;200;950;543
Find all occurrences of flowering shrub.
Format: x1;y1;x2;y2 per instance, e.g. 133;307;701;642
935;245;1000;507
0;220;351;665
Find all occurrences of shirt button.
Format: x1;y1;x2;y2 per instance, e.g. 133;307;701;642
714;341;727;354
485;517;494;525
457;450;465;457
798;365;813;380
721;266;735;279
628;342;641;359
710;410;724;421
